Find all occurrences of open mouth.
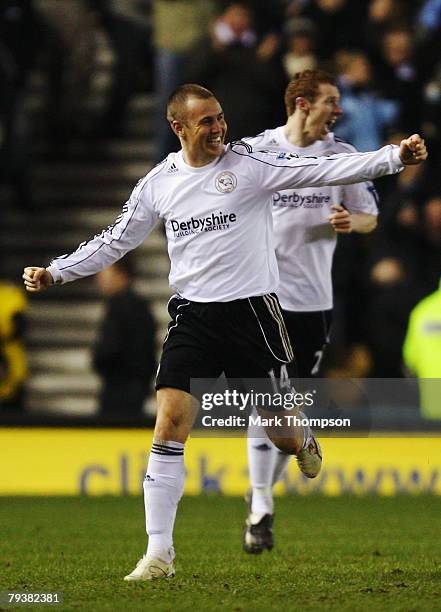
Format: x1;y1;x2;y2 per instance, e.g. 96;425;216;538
207;137;223;145
324;119;336;132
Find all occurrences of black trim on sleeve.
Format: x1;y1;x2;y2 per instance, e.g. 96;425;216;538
53;166;164;271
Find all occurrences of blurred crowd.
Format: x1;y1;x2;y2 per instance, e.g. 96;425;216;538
0;0;440;411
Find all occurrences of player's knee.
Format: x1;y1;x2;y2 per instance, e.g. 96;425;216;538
155;387;197;442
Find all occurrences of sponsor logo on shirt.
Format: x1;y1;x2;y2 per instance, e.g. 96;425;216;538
215;171;237;193
276;151;300;160
169;211;237;238
259;149;300;160
273;191;331;208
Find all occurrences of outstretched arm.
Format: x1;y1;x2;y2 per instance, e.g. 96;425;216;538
237;134;428;192
22;178;159;289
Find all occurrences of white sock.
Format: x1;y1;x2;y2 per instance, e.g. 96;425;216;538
144;440;185;562
247;408;278;516
248;408;292;516
272;450;291;486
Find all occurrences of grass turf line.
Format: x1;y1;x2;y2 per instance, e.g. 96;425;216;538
1;496;440;611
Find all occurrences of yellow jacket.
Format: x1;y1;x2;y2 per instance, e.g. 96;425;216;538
0;282;28;401
403;280;441;419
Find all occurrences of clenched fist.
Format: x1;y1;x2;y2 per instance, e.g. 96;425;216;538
22;267;54;292
328;204;352;233
399;134;428;165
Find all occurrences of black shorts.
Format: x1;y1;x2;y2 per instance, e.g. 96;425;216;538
156;293;295;394
282;309;332;378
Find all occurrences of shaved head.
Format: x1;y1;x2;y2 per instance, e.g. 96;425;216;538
167;84;216;125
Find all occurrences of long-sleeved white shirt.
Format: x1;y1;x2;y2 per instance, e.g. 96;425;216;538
47;142;402;302
244;128;379;311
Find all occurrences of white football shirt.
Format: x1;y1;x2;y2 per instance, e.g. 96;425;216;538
244;127;379;311
47;142;401;303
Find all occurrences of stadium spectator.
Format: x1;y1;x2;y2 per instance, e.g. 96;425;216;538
91;0;154;138
0;280;28;411
364;255;422;377
414;0;441;101
377;179;440;291
36;0;97;142
415;0;441;49
333;50;400;151
92;256;157;417
363;0;412;60
377;28;421;130
360;189;441;377
153;0;217;160
284;0;311;19
22;84;428;581
241;69;378;553
301;0;367;60
281;17;318;78
421;60;441;149
403;279;441;419
0;0;39;206
185;1;286;140
419;194;441;291
324;343;373;378
329;233;370;352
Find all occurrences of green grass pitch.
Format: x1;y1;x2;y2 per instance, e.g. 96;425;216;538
1;496;440;611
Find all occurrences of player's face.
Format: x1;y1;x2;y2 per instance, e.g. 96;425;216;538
179;97;227;165
307;83;342;140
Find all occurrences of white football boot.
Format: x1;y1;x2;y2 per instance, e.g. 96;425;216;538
124;554;175;581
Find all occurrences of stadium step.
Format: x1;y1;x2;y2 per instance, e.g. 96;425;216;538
2;46;170;416
0;227;167;254
28;371;100;395
29;347;93;373
26;394;98;416
32;161;153;184
33;139;157;164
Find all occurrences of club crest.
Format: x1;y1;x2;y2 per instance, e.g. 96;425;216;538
215;171;237;193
